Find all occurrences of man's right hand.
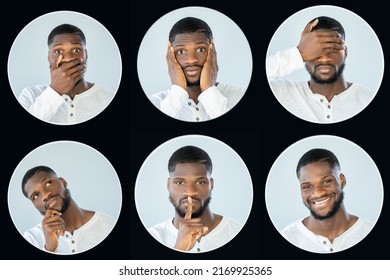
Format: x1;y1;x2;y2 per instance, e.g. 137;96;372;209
42;209;65;252
174;196;208;251
166;41;187;90
50;54;86;95
297;18;345;62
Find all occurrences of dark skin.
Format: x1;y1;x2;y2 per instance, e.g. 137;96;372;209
167;163;222;251
24;171;94;252
299;161;357;242
297;19;350;102
166;33;218;104
48;33;94;100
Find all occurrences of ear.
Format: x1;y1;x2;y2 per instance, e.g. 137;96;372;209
59;177;68;188
344;45;348;58
85;49;88;62
340;173;346;188
210;178;214;191
166;178;171;191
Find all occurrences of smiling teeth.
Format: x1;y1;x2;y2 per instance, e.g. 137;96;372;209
313;197;330;205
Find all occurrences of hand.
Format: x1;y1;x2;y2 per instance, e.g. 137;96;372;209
297;18;345;61
174;197;209;251
200;38;218;92
166;41;187;89
49;54;87;95
42;209;65;252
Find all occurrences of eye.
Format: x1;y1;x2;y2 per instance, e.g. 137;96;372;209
45;180;52;187
196;180;206;185
73;48;82;53
54;49;62;54
197;47;206;53
31;193;39;201
174;180;184;185
301;185;311;190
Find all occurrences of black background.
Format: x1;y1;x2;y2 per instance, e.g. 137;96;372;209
1;0;387;260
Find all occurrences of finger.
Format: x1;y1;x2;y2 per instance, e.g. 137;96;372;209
184;196;192;220
55;54;63;68
45;208;62;218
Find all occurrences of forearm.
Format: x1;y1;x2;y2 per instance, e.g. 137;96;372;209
198;86;228;119
18;86;64;121
160;85;188;118
266;47;305;79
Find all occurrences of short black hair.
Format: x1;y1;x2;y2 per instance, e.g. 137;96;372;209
21;165;56;197
47;23;86;46
168;145;213;174
296;148;340;178
308;16;345;40
169;17;213;42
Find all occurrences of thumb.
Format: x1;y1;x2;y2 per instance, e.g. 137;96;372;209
303;18;319;34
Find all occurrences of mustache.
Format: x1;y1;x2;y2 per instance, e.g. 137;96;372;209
179;196;200;203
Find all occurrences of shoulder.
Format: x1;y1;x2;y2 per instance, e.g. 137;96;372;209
216;82;245;95
93;212;116;225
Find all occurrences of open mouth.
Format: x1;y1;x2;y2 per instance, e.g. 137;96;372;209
312;196;331;205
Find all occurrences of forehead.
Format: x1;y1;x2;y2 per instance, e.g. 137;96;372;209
298;161;334;180
172;32;209;47
24;171;55;193
170;162;209;177
50;33;84;48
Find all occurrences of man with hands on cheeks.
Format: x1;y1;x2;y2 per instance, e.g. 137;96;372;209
148;145;242;253
21;166;115;254
18;23;115;125
281;148;374;253
149;17;245;122
266;16;375;123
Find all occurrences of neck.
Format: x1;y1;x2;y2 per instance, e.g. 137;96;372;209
61;200;94;233
308;78;350;102
303;205;357;242
67;80;93;100
187;86;202;104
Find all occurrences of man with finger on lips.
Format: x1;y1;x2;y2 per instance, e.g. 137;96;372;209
21;165;115;254
148;145;242;253
18;23;115;125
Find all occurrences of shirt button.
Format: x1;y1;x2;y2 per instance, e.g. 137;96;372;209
65;98;68;101
71;240;75;244
196;117;199;121
320;99;324;102
328;105;331;109
65;234;69;238
323;241;327;244
197;248;201;252
327;115;330;119
330;248;334;252
71;104;74;108
188;102;191;105
70;113;73;117
72;249;75;253
196;107;199;111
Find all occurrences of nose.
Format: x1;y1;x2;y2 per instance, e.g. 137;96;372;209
318;53;331;64
183;184;198;196
184;51;199;65
310;185;327;197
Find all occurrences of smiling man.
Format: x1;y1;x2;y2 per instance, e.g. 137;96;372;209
148;145;242;253
281;148;374;253
18;23;115;125
266;16;375;123
148;17;245;122
21;165;115;254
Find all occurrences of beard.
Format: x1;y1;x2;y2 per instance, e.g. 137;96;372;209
170;195;211;219
306;190;344;220
187;80;200;87
41;188;72;215
307;63;346;84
